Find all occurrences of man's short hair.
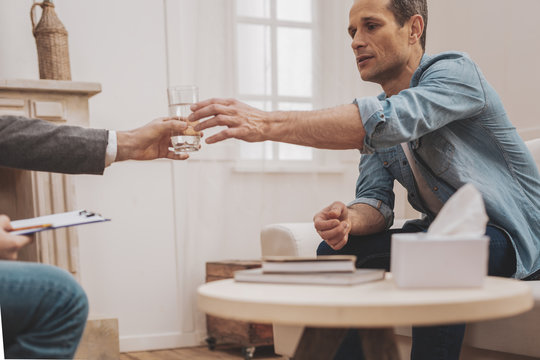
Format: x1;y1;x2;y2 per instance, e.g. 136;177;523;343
387;0;428;51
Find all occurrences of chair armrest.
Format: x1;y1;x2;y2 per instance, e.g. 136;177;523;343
260;219;411;258
260;222;322;257
525;138;540;168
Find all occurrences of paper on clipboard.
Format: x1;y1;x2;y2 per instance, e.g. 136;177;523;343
10;210;110;235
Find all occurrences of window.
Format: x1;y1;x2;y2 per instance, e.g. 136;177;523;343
235;0;315;162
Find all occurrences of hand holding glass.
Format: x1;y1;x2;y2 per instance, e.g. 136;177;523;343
167;85;200;153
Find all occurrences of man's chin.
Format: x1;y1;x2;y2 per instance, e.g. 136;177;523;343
358;70;372;82
357;67;381;84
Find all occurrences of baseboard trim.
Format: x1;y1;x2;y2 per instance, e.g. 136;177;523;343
120;331;207;352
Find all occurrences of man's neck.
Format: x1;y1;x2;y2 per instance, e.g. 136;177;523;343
382;50;424;97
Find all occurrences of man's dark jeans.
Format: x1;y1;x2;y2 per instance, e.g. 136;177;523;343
317;223;516;360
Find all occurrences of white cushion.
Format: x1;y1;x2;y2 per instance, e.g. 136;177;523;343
525;138;540;167
463;281;540;358
261;223;320;257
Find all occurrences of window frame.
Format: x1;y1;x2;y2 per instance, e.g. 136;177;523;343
233;0;319;165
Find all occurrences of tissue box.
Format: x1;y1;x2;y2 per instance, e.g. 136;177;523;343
391;233;489;288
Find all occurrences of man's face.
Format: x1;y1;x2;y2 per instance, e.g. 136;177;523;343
348;0;412;86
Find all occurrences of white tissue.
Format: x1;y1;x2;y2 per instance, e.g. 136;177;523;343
427;183;488;237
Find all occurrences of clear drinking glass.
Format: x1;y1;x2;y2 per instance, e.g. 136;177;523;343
167;85;200;153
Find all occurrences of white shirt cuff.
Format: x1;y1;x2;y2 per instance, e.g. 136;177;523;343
105;130;117;167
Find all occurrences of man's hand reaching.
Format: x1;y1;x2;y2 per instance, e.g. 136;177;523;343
116;117;192;162
313;201;351;250
191;98;268;144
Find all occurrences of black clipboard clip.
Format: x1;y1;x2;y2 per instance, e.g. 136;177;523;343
79;210;100;218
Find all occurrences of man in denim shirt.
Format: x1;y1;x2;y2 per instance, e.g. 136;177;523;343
191;0;540;358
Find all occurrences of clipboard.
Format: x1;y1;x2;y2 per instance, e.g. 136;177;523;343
9;210;110;235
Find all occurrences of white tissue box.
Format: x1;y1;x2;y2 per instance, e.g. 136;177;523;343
390;233;489;288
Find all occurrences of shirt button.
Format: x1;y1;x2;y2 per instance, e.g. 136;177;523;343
433;186;439;191
383;161;389;166
380;114;385;118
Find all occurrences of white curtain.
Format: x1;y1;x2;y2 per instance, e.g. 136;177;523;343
164;0;362;337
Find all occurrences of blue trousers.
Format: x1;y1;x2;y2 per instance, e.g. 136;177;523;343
317;223;516;360
0;261;89;359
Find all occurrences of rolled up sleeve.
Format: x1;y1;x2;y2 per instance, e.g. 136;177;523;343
354;97;385;154
348;152;395;229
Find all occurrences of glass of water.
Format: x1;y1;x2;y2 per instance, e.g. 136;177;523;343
167;85;200;153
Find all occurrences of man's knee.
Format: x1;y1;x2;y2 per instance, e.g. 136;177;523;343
1;263;89;358
36;264;89;328
317;241;336;255
67;275;89;326
58;268;89;326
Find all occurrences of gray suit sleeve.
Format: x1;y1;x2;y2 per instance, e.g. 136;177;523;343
0;115;108;175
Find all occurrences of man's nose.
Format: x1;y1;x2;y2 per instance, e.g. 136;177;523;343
351;33;366;51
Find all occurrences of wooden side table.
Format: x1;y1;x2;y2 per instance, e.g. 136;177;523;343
205;260;273;359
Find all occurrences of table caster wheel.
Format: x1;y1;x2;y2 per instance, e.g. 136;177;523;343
205;337;216;350
242;346;256;360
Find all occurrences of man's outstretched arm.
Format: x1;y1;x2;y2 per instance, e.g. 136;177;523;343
191;98;366;150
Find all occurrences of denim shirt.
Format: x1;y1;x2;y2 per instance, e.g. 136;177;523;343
351;51;540;279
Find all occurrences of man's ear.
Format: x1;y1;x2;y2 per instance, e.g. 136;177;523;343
408;14;424;46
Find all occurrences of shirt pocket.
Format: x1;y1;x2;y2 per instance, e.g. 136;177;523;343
415;134;455;176
377;147;400;174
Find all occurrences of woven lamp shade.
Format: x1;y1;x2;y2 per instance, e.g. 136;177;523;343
31;0;71;80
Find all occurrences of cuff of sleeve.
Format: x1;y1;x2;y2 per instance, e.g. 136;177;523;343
353;97;385;154
105;130;117;167
347;197;395;229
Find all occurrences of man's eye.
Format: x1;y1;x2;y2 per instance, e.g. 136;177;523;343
367;24;378;31
349;30;356;39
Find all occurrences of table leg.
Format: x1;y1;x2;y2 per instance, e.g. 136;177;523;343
359;328;400;360
292;327;348;360
292;327;400;360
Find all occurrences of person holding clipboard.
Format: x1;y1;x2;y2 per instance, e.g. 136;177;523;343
0;114;190;359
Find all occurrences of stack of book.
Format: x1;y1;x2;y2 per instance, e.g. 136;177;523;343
234;255;385;286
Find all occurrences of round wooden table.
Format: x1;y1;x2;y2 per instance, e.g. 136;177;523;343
198;274;533;359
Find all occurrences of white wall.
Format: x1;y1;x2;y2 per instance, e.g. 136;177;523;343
427;0;540;140
1;0;539;352
0;0;359;351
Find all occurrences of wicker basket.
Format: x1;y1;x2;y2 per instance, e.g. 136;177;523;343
31;0;71;80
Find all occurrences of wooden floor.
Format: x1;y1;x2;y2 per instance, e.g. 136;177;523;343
120;345;285;360
118;340;540;360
